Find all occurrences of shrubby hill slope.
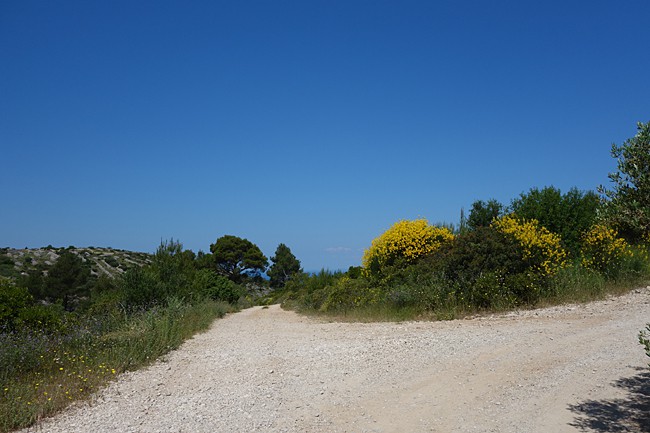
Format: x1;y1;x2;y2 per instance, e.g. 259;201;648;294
0;246;151;279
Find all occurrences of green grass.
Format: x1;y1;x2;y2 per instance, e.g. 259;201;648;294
0;298;233;432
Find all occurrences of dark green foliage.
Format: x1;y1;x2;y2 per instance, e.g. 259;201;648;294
149;239;195;300
210;235;268;282
114;239;253;310
267;243;302;289
0;255;16;278
118;266;160;309
15;304;67;333
467;199;504;230
44;251;91;310
192;269;243;304
510;186;600;255
16;270;45;300
195;250;214;270
0;279;33;331
347;266;363;279
92;274;116;293
0;279;66;333
320;276;375;312
441;226;526;281
599;121;650;242
281;269;344;311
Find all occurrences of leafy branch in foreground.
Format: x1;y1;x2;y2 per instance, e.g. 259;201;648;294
641;324;650;367
599;120;650;242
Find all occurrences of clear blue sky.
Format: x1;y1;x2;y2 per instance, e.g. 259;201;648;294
1;1;648;271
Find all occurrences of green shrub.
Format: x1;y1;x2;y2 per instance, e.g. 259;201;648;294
319;276;379;312
0;279;33;332
547;264;606;302
492;215;568;276
118;267;161;309
16;304;67;333
192;269;243;304
0;255;16;278
581;224;633;276
441;226;525;281
464;272;514;309
598;120;650;242
281;270;344;311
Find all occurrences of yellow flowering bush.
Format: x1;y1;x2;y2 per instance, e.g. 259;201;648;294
581;224;632;272
362;219;454;274
492;215;567;276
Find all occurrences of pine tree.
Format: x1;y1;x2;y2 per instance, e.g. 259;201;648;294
267;243;302;289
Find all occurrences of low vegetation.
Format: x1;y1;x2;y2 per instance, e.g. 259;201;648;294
273;216;648;321
0;237;278;432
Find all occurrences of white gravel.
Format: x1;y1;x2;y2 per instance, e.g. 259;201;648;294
21;287;650;433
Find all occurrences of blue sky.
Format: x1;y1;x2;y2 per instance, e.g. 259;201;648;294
1;1;649;271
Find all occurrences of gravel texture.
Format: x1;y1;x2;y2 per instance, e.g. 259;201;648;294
22;287;650;433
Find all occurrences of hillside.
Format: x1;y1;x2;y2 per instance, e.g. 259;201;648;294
0;246;151;279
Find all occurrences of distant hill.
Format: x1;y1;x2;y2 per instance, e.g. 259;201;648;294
0;246;152;279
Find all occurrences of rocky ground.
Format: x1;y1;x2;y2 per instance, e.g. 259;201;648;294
21;287;650;433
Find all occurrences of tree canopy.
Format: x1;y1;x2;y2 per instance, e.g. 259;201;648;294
44;251;90;310
510;186;600;255
599;120;650;241
267;243;302;289
210;235;268;282
467;199;504;230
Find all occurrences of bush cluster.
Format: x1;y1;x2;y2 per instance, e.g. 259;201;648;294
580;224;632;274
280;212;649;318
0;238;257;432
492;215;567;276
362;219;453;276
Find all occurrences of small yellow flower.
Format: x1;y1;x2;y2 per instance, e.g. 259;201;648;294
492;215;567;276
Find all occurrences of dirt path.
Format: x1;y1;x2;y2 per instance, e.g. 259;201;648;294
23;287;650;433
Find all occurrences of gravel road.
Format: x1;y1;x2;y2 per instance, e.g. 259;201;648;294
22;287;650;433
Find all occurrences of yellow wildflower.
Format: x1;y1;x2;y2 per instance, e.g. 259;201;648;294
492;215;567;276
